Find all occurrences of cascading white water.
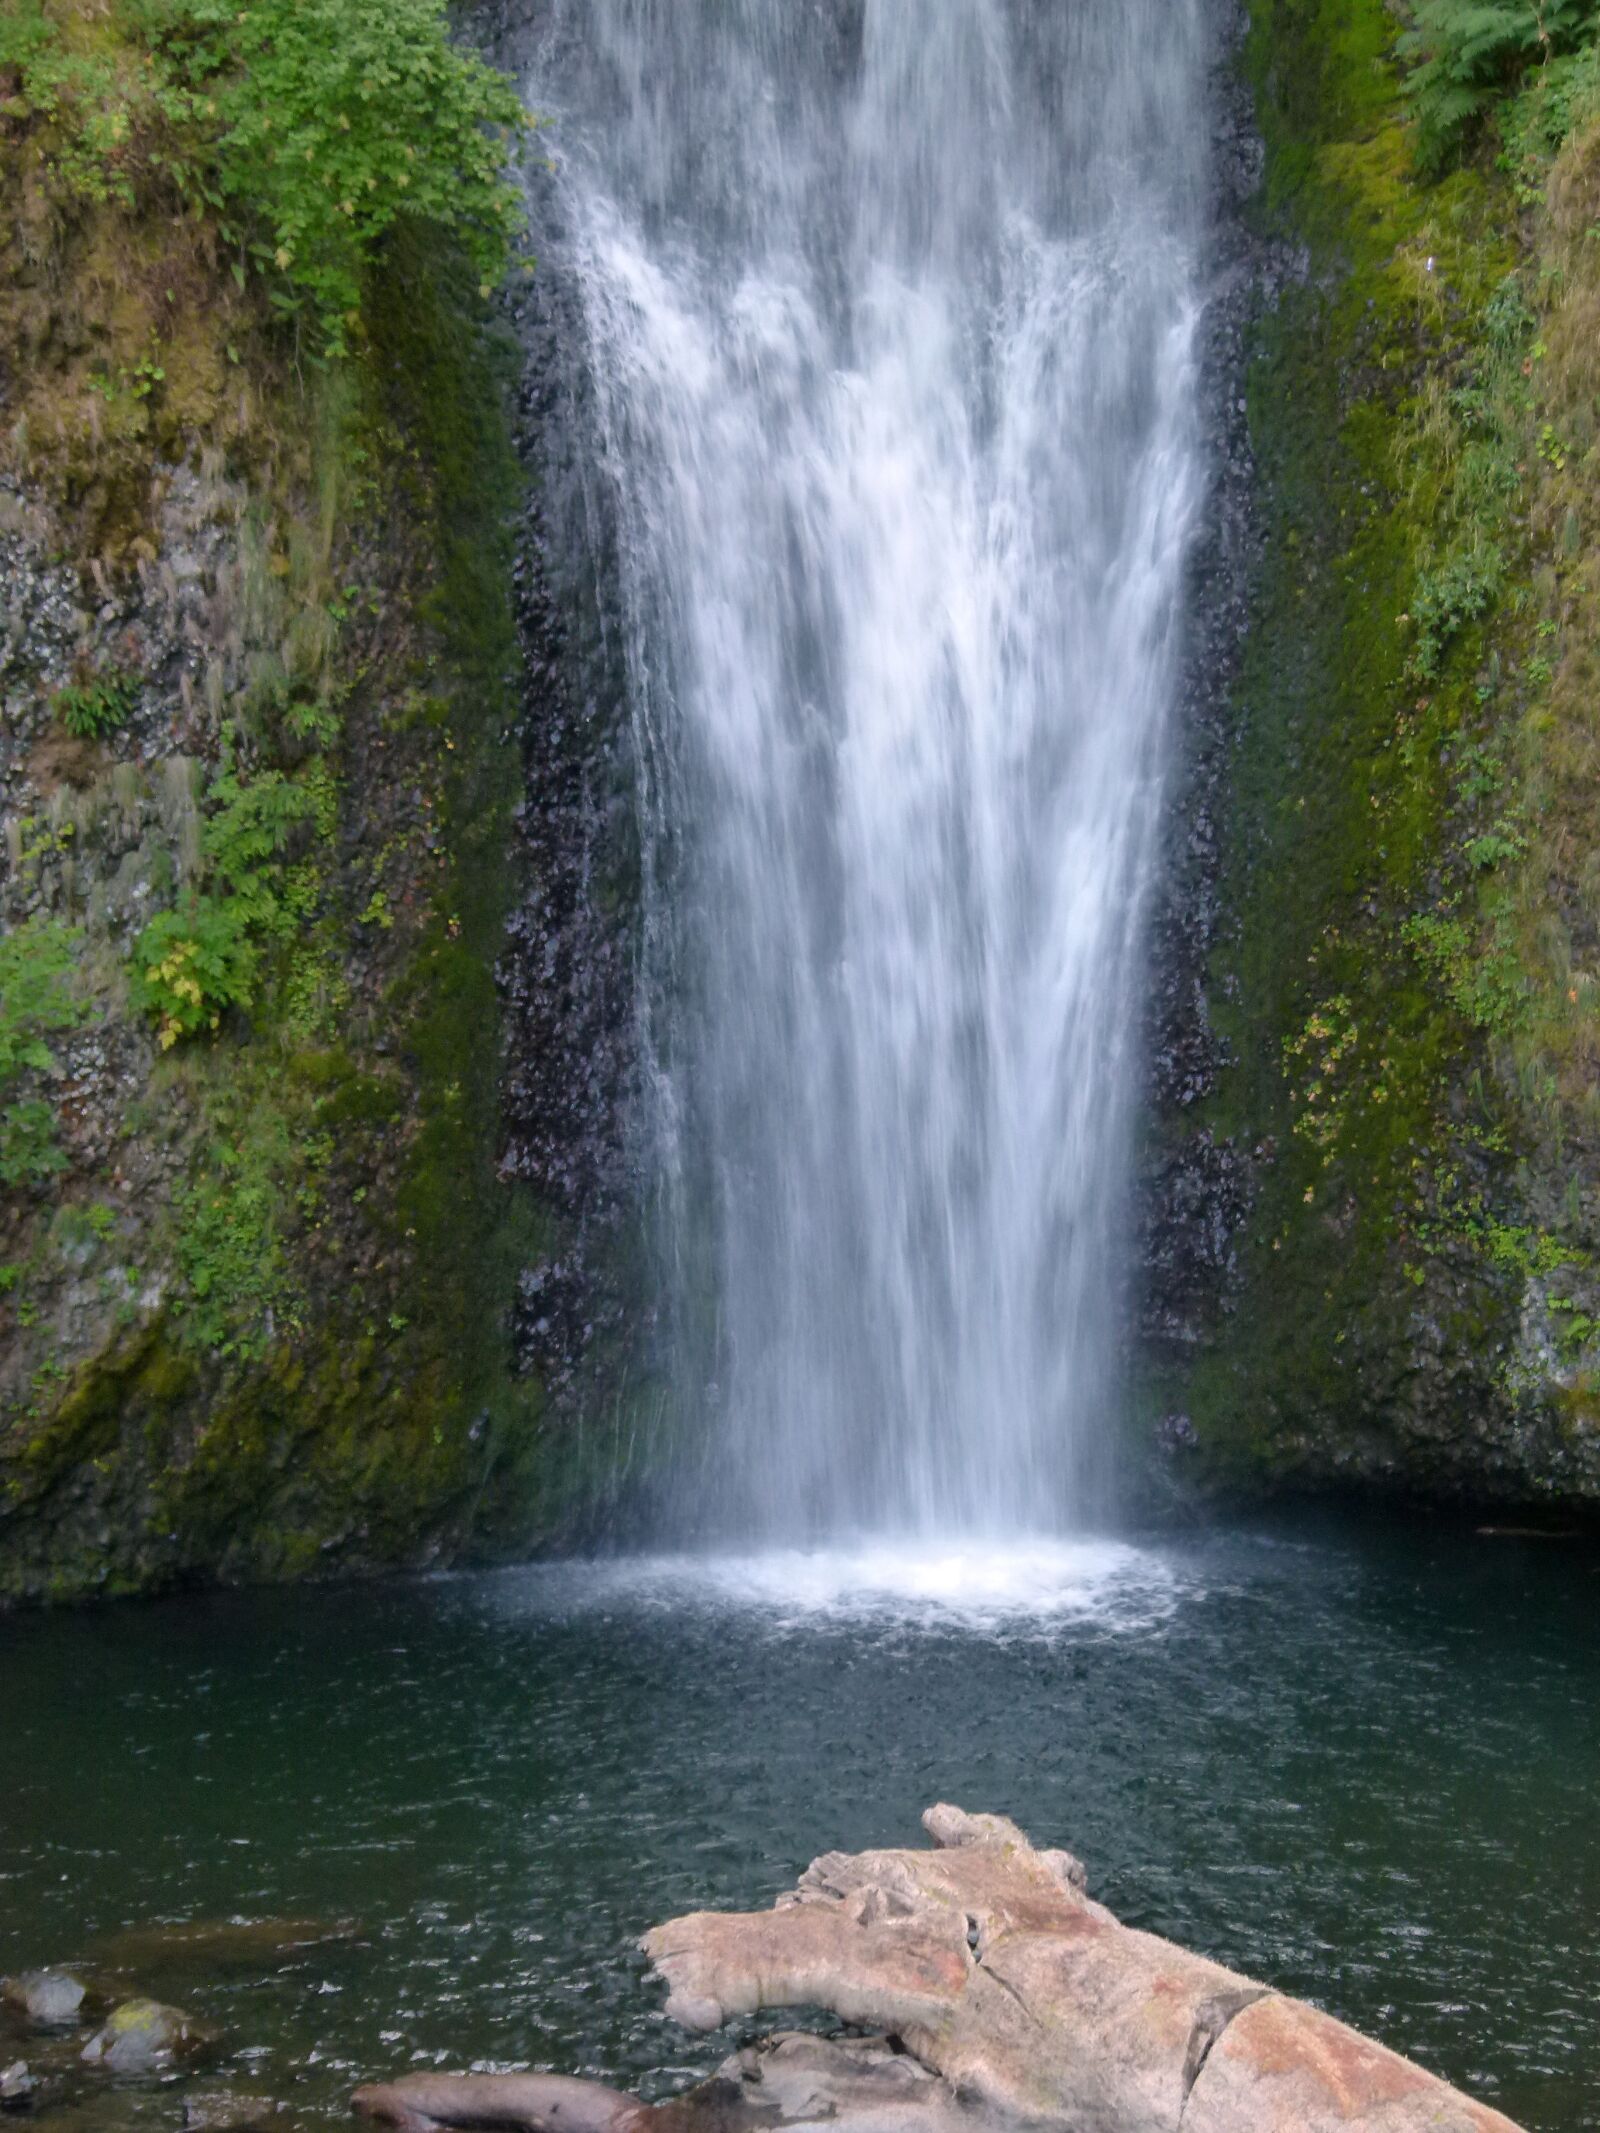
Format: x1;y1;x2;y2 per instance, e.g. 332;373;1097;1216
526;0;1209;1543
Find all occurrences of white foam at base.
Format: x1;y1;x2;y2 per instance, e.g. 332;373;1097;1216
479;1537;1181;1633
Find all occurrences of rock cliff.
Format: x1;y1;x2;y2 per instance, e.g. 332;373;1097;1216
0;1;638;1601
1142;0;1600;1522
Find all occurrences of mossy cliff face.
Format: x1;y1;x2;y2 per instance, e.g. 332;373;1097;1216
0;21;628;1602
1142;0;1600;1516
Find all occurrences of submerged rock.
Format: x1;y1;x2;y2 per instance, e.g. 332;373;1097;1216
86;1916;359;1973
354;2072;639;2133
180;2088;285;2130
16;2097;174;2132
80;1998;208;2075
1;1973;85;2028
0;2061;35;2110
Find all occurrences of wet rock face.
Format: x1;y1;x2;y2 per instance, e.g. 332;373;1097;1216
1132;4;1600;1517
0;459;252;836
488;107;653;1427
1139;1130;1258;1362
0;460;247;1373
1138;0;1285;1376
3;122;575;1595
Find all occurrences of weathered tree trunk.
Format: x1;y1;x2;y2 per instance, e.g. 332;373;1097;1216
352;1806;1525;2133
641;1806;1522;2133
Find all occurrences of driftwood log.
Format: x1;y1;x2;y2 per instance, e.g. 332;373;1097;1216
353;1805;1524;2133
353;2073;641;2133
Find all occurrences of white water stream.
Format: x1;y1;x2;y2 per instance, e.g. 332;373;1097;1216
527;0;1209;1543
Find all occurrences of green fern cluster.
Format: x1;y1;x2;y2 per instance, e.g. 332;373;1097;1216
1399;0;1600;169
52;671;138;741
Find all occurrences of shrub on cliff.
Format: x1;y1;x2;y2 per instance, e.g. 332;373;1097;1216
130;899;258;1050
150;0;532;355
127;743;324;1048
0;0;529;355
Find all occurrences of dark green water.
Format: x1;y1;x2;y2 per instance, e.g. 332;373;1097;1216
1;1521;1596;2131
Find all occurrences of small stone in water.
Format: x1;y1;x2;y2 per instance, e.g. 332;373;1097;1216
2;1970;86;2027
81;1997;208;2074
0;2061;36;2109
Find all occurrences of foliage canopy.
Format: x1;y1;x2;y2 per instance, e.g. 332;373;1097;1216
1399;0;1600;169
0;0;530;354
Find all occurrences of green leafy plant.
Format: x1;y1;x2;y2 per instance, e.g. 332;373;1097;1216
1284;994;1362;1154
0;1099;66;1189
130;896;257;1048
1537;419;1569;470
126;732;334;1047
175;1131;284;1356
1482;271;1538;350
0;3;209;205
52;670;138;740
0;919;87;1185
1498;32;1600;184
1405;542;1504;678
202;747;318;931
1404;907;1531;1032
87;352;166;404
1463;821;1527;868
176;0;531;354
3;0;530;354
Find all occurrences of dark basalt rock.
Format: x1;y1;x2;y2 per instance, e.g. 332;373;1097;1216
1136;1;1286;1392
490;123;650;1433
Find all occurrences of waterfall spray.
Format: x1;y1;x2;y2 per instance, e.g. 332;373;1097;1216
526;0;1208;1543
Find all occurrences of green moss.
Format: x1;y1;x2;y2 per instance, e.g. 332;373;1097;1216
355;224;552;1520
107;224;612;1581
1153;0;1600;1516
0;169;595;1598
14;1322;198;1502
1156;0;1534;1481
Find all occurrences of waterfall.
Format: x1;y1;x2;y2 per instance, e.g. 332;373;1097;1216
522;0;1209;1543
